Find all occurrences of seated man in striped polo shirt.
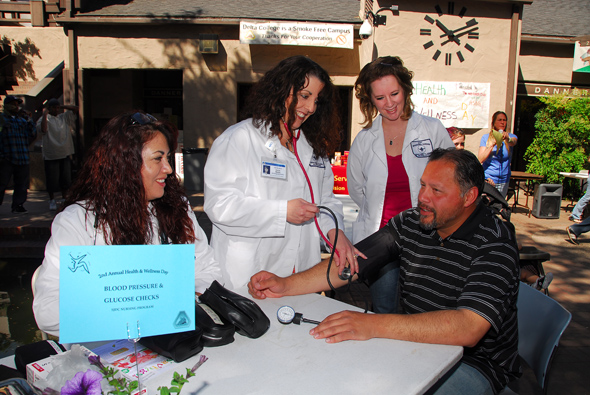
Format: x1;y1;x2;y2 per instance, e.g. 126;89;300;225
248;147;521;395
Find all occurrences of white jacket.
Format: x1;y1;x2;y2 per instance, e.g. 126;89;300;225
204;119;344;289
36;111;76;160
347;112;454;243
32;202;222;336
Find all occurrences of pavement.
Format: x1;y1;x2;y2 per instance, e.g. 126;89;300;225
1;189;589;394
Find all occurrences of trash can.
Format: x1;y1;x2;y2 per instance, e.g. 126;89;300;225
182;148;209;192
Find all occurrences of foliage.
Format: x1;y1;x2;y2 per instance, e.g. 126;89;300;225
87;354;208;395
89;355;138;395
158;355;208;395
524;96;590;192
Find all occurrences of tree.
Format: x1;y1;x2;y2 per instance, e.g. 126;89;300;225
524;95;590;197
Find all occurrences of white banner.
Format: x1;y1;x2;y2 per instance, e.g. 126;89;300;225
240;21;353;49
573;41;590;73
412;81;491;129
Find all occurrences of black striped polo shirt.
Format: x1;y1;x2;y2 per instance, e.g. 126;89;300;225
356;202;521;394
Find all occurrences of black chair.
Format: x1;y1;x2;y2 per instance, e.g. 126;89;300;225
519;246;551;294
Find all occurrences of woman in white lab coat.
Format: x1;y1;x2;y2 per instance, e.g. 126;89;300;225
205;56;359;290
347;56;453;313
33;112;221;336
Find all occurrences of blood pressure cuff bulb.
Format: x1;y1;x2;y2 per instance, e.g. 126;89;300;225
200;280;270;339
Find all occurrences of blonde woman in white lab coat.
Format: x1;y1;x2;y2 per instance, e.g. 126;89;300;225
204;56;361;289
347;56;453;313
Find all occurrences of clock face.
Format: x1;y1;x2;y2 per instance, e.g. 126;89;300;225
420;2;479;66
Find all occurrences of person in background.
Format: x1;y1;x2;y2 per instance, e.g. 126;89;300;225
0;95;37;213
347;56;453;313
567;216;590;245
478;111;517;197
569;155;590;223
33;112;221;336
447;126;465;150
249;148;521;395
204;55;360;290
569;183;589;224
36;98;79;210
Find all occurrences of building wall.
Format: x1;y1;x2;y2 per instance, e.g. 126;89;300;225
519;41;578;84
359;0;518;153
75;25;361;149
3;1;586;162
0;2;520;157
0;26;67;86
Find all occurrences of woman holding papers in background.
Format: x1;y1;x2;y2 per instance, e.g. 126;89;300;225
32;112;221;336
478;111;517;197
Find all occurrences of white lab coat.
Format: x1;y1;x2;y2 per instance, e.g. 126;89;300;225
32;202;222;336
347;112;454;244
204;119;344;289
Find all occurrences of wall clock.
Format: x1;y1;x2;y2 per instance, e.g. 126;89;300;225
420;2;479;66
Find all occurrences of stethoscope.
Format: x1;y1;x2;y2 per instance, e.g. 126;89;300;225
282;120;337;257
282;121;356;294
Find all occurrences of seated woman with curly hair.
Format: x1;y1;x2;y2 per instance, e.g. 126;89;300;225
33;112;221;336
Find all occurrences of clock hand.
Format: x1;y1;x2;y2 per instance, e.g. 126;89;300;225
439;18;478;38
435;20;460;45
441;27;478;46
454;26;478;38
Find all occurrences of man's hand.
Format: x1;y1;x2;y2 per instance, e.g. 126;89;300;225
248;271;289;299
287;198;318;224
309;311;376;343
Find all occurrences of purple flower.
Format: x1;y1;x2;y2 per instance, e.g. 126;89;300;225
61;369;103;395
87;355;100;365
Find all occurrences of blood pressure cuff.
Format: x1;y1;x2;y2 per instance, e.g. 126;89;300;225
139;326;204;362
354;225;401;283
196;302;236;347
14;340;66;376
199;280;270;339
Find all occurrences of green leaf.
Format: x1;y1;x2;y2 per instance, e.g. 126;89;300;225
185;368;195;379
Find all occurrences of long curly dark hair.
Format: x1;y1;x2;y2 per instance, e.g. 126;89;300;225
243;55;341;158
63;112;196;245
355;56;414;129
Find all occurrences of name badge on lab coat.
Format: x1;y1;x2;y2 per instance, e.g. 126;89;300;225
261;157;287;180
410;139;434;158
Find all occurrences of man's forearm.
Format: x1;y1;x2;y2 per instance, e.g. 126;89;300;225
41;113;48;134
286;258;352;295
372;309;490;347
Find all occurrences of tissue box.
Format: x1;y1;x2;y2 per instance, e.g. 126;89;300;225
25;346;94;385
25;357;54;384
26;345;149;395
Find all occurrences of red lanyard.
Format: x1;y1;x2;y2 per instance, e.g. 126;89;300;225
283;121;337;255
